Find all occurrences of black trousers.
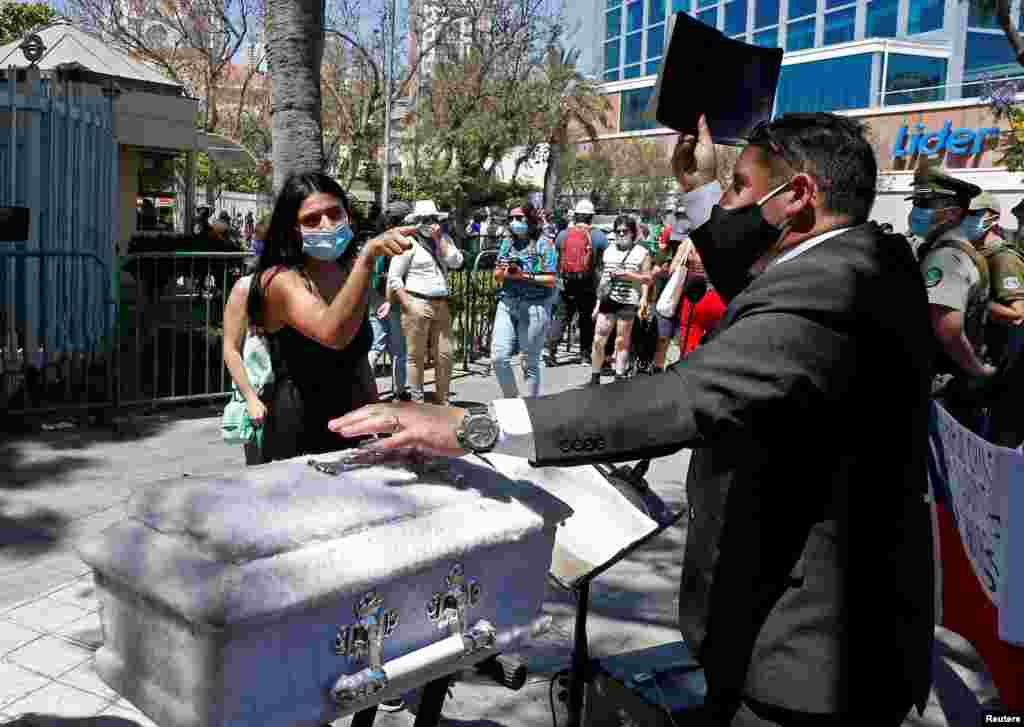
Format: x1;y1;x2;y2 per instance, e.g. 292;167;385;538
988;325;1024;448
559;274;597;355
697;695;911;726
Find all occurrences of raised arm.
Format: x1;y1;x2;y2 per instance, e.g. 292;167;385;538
267;231;410;350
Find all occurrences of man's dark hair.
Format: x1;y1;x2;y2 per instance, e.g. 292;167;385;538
749;112;877;224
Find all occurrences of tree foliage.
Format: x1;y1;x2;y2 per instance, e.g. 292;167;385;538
321;0;457;191
404;0;567;225
0;2;57;45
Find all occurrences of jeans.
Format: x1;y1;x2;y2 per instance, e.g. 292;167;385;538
389;304;407;394
401;297;453;404
368;288;407;395
492;295;551;398
368;288;389;355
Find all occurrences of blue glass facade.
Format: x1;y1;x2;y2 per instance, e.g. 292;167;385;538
754;0;780;27
621;87;658;131
787;17;816;50
866;0;898;37
824;7;857;45
885;53;947;104
775;53;874;114
601;0;1002;116
907;0;944;34
725;0;747;35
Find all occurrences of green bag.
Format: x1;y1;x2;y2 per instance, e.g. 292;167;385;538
221;335;274;446
221;389;260;446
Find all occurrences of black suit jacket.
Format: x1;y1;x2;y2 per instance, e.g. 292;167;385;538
524;223;935;718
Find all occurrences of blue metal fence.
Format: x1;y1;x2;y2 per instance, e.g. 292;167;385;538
0;69;117;417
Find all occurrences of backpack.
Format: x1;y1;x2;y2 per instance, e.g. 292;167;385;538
560;226;594;275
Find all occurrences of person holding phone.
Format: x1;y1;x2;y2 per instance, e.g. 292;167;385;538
491;207;558;397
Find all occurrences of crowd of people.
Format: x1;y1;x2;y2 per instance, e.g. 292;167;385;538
221;160;1024;464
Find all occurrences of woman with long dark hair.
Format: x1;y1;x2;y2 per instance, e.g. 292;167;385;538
246;172;409;462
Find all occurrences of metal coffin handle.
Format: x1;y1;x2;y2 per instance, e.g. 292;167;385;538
330;620;497;707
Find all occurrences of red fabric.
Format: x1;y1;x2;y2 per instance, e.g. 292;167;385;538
659;226;673;246
935;504;1023;711
678;289;726;354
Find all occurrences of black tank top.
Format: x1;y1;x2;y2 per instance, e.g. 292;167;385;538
268;320;371;418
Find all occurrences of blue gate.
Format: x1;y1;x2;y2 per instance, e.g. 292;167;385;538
0;68;117;417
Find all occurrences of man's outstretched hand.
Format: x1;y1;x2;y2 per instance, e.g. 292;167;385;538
329;402;468;458
672;115;718;193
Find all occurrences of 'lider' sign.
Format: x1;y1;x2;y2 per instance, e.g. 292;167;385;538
893;122;1001;159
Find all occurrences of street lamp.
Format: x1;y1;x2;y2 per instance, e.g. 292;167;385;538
381;0;397;213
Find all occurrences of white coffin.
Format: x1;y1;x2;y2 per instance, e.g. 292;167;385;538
77;452;572;727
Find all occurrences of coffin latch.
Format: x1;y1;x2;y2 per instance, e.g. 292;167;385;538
426;562;482;633
335;590;400;669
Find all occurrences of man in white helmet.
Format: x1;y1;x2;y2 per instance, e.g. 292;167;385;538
552;199;609;363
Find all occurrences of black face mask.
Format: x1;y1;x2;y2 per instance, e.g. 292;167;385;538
690;182;790;302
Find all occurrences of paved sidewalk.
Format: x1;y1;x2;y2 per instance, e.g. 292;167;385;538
0;352;1003;726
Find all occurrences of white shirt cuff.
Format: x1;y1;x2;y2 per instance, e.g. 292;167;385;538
489;398;535;459
681;181;723;230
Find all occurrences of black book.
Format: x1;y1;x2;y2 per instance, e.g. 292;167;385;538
645;12;783;144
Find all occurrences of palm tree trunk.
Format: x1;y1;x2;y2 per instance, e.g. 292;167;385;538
267;0;326;191
544;142;562;210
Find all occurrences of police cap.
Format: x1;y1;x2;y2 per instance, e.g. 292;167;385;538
969;192;1001;215
906;165;981;208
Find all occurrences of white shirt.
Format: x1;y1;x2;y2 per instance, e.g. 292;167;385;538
388;234;464;298
489;181;854;459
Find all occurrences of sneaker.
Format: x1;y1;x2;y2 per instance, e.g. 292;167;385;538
585;374;602;387
380;698;405;712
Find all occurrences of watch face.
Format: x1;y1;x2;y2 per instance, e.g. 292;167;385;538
466;415;499;450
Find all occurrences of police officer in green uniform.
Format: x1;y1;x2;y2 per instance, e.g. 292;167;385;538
970;193;1024;446
911;167;996;432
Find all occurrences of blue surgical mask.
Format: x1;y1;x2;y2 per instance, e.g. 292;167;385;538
908;207;936;238
510;220;528;236
961;215;986;242
302;223;354;261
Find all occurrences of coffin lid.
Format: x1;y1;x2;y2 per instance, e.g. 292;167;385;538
77;453;572;627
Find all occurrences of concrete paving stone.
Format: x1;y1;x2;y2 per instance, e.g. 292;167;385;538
0;570;80;614
0;662;51;708
32;553;91;580
46;582;99;613
0;620;44;657
4;599;90;634
3;681;111;719
56;612;103;651
5;635;93;679
56;659;120;702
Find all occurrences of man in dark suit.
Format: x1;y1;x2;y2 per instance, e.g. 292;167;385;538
330;112;936;726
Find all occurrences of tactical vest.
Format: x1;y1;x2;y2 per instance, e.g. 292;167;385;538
929;234;991;364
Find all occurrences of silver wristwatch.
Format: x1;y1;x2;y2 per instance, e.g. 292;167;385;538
455;406;501;454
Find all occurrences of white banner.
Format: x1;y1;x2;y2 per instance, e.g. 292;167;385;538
929;403;1024;645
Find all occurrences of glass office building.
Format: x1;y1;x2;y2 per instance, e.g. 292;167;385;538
600;0;1024;127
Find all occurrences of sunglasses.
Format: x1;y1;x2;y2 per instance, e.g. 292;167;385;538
614;228;629;234
298;206;347;228
418;215;441;224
